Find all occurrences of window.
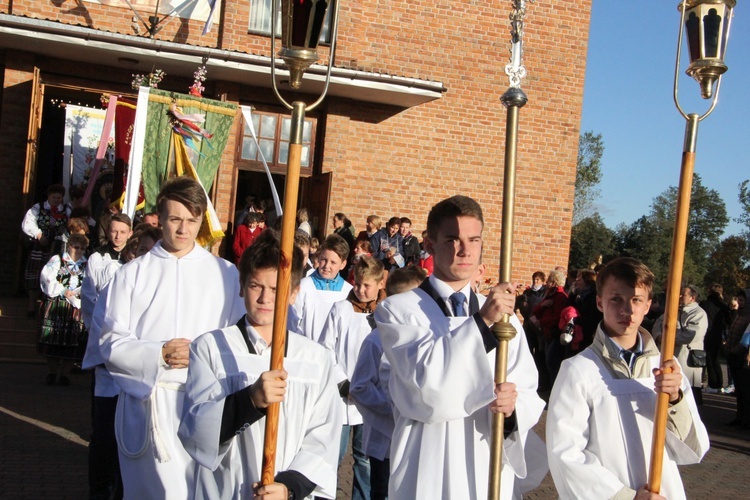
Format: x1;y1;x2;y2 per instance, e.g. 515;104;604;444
248;0;334;44
238;110;316;176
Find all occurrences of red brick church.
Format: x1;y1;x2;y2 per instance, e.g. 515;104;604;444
0;0;591;290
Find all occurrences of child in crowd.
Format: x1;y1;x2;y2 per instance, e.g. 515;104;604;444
418;229;433;276
356;215;381;243
546;257;709;499
233;211;263;265
319;256;387;500
294;230;315;277
370;217;403;272
179;230;342;499
309;237;320;269
347;240;373;285
288;234;352;343
350;265;427;500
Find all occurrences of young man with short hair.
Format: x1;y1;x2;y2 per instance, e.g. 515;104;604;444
179;230;342;499
375;195;545;499
99;177;245;499
399;217;421;266
369;217;404;271
546;257;709;500
289;234;353;343
80;212;132;499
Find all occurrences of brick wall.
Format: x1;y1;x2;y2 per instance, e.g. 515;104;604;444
0;0;592;286
0;52;35;289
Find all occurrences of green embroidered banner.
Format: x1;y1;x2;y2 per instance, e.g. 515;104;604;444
140;89;237;212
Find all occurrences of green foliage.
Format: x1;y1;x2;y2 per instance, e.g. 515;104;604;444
611;174;728;292
705;236;750;295
573;131;605;225
737;179;750;238
568;213;615;271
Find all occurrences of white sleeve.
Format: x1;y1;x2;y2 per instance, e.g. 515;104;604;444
80;254;102;329
546;360;629;499
178;337;234;471
99;270;164;401
21;204;42;239
287;288;305;335
503;316;547;478
375;299;495;424
350;334;394;437
40;256;64;298
82;285;110;369
285;353;344;498
318;304;348;385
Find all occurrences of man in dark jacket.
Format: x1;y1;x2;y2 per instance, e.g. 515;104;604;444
700;283;732;393
400;217;421;266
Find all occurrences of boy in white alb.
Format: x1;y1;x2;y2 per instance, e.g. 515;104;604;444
99;177;245;499
179;229;342;499
374;195;546;499
546;257;709;500
349;265;426;500
288;234;352;342
319;255;387;500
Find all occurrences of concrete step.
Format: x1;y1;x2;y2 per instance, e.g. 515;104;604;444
0;314;39;332
0;296;40;317
0;342;43;363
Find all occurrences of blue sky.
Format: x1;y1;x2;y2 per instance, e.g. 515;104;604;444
579;1;748;237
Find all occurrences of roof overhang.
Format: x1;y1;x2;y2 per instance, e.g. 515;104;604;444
0;14;446;108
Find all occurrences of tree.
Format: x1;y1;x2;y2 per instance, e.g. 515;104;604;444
737;179;750;238
705;236;750;295
568;214;615;271
613;174;728;291
573;131;605;225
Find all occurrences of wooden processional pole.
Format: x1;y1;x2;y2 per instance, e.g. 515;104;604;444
648;0;735;492
260;0;341;486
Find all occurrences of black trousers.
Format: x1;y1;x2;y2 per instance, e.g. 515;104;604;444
89;391;122;500
704;337;723;389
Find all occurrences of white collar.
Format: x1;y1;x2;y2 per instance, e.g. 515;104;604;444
428;274;472;300
243;317;270;355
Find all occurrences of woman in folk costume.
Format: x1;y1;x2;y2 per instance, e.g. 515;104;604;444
38;233;89;386
22;184;70;316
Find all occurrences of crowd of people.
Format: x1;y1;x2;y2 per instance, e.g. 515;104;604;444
19;181;750;500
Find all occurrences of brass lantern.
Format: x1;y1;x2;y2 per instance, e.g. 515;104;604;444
278;0;331;89
679;0;736;99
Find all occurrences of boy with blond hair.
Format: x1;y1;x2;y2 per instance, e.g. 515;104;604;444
289;234;352;343
350;266;427;500
319;255;387;500
546;257;709;500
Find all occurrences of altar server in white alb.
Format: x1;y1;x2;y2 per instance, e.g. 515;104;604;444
319;255;388;500
179;229;342;499
99;177;245;499
374;195;546;499
546;257;709;500
288;234;353;343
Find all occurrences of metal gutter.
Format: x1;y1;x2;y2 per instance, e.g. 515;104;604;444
0;14;445;107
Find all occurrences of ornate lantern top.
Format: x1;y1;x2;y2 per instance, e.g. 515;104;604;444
678;0;736;99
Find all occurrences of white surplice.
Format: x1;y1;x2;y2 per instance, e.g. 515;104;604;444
319;300;374;425
81;252;123;397
546;326;709;500
375;285;546;500
99;242;245;499
349;329;393;461
288;277;352;343
178;325;342;499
